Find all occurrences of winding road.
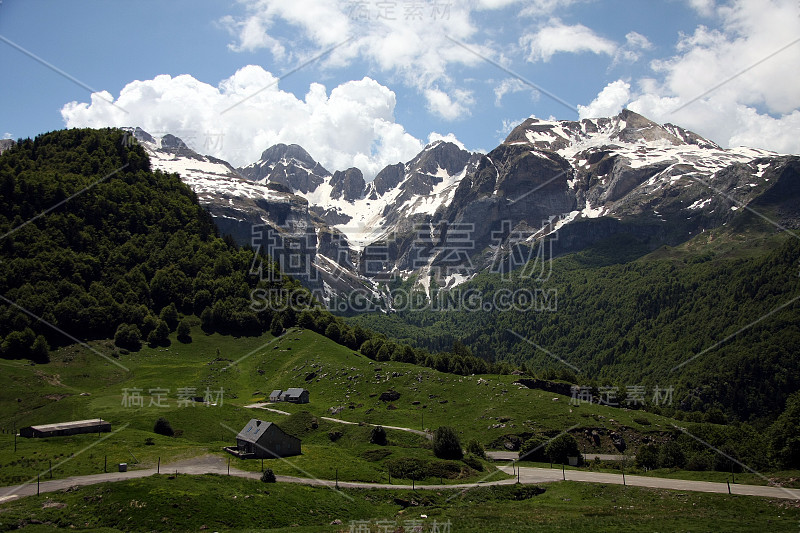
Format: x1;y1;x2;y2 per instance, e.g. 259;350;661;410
1;453;798;505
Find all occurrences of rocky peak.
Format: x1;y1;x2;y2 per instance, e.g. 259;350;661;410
238;143;330;194
330;168;365;202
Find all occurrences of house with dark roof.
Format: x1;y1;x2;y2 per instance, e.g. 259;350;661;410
227;419;301;458
279;387;309;404
269;390;283;402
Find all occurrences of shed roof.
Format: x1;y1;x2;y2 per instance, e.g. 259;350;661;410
236;419;274;444
270;390;282;397
26;419;109;432
282;387;308;398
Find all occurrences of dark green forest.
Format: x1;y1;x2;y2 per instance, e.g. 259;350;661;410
0;129;308;358
351;233;800;426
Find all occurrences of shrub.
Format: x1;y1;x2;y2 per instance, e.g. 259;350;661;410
114;324;142;351
635;443;659;470
658;440;685;469
465;439;486;459
176;319;191;342
433;426;463;460
520;437;548;462
428;460;462;479
545;434;581;464
385;457;427;480
147;320;170;346
153;417;174;437
144;437;155;446
370;425;388;446
261;468;276;483
633;417;651;426
461;453;484;472
328;430;343;442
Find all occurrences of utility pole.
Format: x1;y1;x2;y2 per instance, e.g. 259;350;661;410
335;468;338;489
227;457;230;476
104;455;107;473
157;457;160;474
562;463;565;480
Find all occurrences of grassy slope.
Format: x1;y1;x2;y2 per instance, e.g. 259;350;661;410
0;475;797;532
0;325;696;488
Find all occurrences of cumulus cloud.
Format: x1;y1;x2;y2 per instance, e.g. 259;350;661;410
61;66;425;179
2;132;12;139
220;0;490;119
428;131;468;150
424;88;475;121
582;0;800;154
578;80;631;119
521;19;617;62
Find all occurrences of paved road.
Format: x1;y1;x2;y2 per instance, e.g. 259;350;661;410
487;452;632;462
500;465;800;500
2;454;798;505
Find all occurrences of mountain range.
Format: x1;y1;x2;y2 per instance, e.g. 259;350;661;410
127;109;799;305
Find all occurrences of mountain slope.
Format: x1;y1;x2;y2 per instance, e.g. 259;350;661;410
133;110;796;303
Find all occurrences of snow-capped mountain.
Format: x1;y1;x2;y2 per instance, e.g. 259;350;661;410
130;110;800;304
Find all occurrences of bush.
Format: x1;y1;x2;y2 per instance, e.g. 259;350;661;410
545;434;581;464
370;425;388;446
658;440;685;469
433;426;463;460
462;453;484;472
144;437;155;446
176;319;192;342
261;468;276;483
114;323;142;351
385;457;427;480
520;437;548;462
270;316;284;336
428;460;462;479
636;443;659;470
147;320;170;346
153;417;174;437
633;417;651;426
159;303;179;331
465;439;486;459
328;430;343;442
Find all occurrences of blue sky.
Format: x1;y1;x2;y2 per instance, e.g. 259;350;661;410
2;0;799;178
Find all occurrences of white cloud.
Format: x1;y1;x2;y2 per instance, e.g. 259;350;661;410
220;0;491;118
578;80;631;119
686;0;716;16
424;88;475;120
2;132;12;139
626;0;800;154
428;131;467;150
60;66;425;179
613;31;653;64
494;78;538;106
521;19;617;62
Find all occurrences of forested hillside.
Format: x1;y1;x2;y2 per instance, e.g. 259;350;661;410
0;128;505;377
351;232;800;425
0;129;303;359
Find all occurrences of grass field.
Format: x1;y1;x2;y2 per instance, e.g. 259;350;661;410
0;324;791;491
0;474;797;532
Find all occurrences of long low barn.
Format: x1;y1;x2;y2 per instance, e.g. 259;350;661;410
20;419;111;438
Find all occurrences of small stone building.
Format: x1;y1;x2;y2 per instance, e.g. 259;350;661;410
20;419;111;438
279;387;310;404
269;390;283;402
233;419;301;458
